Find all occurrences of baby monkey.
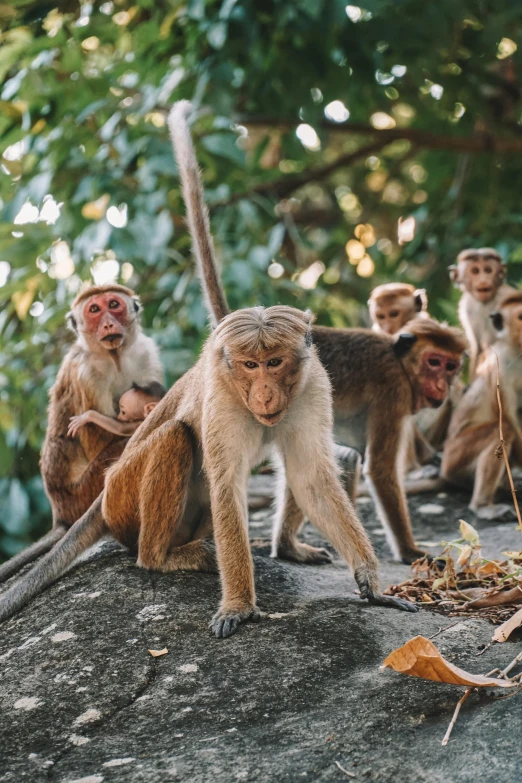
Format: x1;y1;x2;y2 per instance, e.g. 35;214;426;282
68;382;166;439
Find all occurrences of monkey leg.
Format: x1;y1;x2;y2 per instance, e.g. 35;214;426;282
271;482;333;565
470;429;517;519
44;438;127;526
134;422;217;572
0;526;67;584
335;444;362;501
363;413;428;563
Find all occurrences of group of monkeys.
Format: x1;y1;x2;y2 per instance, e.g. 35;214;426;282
0;101;520;639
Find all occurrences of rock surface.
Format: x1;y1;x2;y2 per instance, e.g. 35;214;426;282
1;479;521;783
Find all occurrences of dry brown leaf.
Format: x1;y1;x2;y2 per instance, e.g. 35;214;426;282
492;606;522;643
148;647;168;657
382;635;515;687
467;585;522;609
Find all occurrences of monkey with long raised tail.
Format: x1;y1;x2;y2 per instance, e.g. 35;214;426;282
0;102;414;636
0;284;163;584
184;113;467;564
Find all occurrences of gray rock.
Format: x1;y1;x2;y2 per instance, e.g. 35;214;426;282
1;483;521;783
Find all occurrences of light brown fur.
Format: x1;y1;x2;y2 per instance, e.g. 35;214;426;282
450;248;515;380
0;284;162;584
442;292;522;518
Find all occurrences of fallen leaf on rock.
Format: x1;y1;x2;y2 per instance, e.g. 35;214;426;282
148;648;168;657
492;606;522;643
382;636;515;687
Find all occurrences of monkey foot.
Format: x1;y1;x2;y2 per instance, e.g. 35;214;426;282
400;549;430;566
472;503;516;521
210;605;262;639
273;540;333;565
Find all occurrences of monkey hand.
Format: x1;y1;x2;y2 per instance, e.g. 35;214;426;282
210;604;262;639
400;547;431;566
67;412;94;438
355;569;418;613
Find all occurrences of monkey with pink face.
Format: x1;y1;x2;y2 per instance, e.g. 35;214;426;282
0;283;163;583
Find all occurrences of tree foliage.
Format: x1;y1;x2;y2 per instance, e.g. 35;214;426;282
1;0;522;556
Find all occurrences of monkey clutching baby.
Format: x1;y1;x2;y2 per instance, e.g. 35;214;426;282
68;381;166;438
450;248;514;380
0;101;414;636
0;284;163;584
442;292;522;519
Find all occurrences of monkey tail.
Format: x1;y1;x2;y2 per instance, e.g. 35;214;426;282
168;100;230;326
0;525;67;584
0;496;106;624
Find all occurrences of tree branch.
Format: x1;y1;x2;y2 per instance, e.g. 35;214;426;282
211;139;386;207
235;116;522;155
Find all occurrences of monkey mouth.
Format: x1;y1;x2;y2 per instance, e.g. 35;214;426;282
256;410;284;425
102;333;124;345
426;397;443;409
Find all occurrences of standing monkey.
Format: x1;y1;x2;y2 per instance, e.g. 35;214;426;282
0;284;163;583
450;248;514;380
0;102;414;636
168;109;467;564
442;292;522;518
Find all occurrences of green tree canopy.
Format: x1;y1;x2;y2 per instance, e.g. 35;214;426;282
1;0;522;556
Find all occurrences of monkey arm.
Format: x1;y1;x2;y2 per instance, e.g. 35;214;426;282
204;446;261;638
69;410;140;438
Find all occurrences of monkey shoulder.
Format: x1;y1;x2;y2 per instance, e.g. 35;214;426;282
312;326;399;385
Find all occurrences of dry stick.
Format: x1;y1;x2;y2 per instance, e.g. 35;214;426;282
495;355;522;532
334;760;356;778
442;655;522;745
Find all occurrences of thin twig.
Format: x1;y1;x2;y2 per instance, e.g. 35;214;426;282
501;649;522;678
429;619;469;639
442;688;474;745
495;355;522;532
334;760;356;778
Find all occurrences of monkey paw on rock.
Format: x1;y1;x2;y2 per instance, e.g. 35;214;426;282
210;605;262;639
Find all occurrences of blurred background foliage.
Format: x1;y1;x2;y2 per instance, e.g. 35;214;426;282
1;0;522;558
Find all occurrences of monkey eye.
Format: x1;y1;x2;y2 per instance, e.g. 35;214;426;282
389;310;399;318
267;358;283;368
427;357;441;368
517;314;522;321
446;362;457;372
89;304;100;313
377;313;385;320
484;266;492;275
244;361;258;369
108;300;120;309
471;267;479;275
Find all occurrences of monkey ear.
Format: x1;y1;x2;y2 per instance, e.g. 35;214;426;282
498;264;507;281
393;333;417;358
448;265;459;285
490;311;504;331
132;296;141;314
303;308;314;347
413;289;427;312
66;312;78;334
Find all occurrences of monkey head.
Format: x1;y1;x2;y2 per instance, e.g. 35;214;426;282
368;283;427;335
394;320;466;411
449;248;506;304
490;292;522;350
213;306;314;427
67;284;141;353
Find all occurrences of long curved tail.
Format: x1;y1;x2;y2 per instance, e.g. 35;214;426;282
0;526;67;584
168;100;230;326
0;496;106;624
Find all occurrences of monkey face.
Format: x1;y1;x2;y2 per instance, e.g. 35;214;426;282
456;252;505;303
82;293;133;350
229;351;303;426
371;297;414;335
416;351;461;410
505;304;522;350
